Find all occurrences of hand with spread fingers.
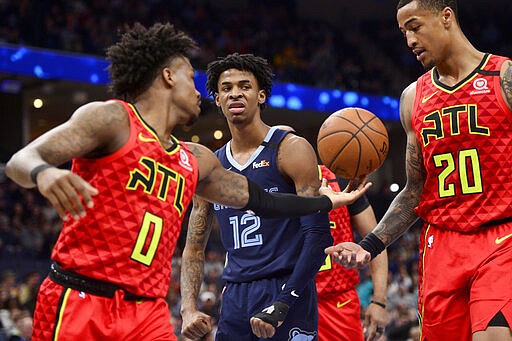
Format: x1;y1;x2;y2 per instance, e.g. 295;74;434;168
364;302;388;341
324;242;371;269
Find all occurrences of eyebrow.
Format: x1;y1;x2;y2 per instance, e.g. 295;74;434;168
403;17;419;28
220;79;252;85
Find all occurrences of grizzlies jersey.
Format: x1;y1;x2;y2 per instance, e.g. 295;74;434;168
315;166;359;296
52;99;198;298
412;54;512;231
213;127;302;282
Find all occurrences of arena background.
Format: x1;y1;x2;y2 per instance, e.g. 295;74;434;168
0;0;510;340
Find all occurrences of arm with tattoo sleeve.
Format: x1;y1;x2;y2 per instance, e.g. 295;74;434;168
501;60;512;111
180;196;215;340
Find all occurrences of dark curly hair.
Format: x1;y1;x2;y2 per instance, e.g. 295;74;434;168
106;22;198;101
206;53;274;110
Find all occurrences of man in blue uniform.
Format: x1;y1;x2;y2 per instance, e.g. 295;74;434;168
180;53;334;340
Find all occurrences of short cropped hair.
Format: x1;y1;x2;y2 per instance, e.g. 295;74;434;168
397;0;458;18
206;53;274;110
106;22;197;101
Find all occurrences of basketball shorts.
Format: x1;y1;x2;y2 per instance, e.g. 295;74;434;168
32;277;177;341
418;220;512;341
216;277;318;341
317;288;364;341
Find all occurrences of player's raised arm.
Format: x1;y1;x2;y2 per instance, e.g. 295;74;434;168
186;142;372;216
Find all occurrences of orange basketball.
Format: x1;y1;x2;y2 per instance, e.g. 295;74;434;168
317;107;389;179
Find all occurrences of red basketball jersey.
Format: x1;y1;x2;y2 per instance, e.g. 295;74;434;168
52;100;198;298
315;166;359;296
412;54;512;232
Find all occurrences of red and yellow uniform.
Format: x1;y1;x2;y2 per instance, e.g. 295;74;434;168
412;54;512;340
33;100;198;341
315;165;364;341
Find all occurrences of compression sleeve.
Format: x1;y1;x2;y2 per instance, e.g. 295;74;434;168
242;178;333;218
276;212;333;306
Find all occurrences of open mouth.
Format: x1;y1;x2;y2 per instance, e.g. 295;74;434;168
228;102;245;114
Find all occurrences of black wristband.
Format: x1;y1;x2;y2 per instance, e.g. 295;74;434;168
30;164;53;185
370;300;386;309
359;232;386;260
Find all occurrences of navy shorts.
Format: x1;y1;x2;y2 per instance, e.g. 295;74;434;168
216;276;318;341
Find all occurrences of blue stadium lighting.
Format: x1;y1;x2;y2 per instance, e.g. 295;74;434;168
287;96;303;110
319;92;330;104
269;95;286;108
343;91;359;106
0;44;400;121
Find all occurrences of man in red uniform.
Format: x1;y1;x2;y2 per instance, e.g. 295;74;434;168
5;23;370;341
326;1;512;340
317;166;388;341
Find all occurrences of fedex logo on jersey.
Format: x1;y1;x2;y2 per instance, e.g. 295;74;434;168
253;160;270;169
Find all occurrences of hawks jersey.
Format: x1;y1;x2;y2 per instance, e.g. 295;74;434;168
52;99;198;298
315;166;359;296
213;127;305;283
412;54;512;232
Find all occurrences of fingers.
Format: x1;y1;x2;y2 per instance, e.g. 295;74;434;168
181;316;212;339
39;170;98;221
250;317;276;339
324;243;371;268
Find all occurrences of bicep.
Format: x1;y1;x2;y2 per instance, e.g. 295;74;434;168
188;142;249;208
29;101;126;165
501;60;512;111
278;135;321;196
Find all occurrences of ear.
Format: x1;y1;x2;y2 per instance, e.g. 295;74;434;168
214;94;221;107
162;67;174;86
442;7;454;28
258;90;266;105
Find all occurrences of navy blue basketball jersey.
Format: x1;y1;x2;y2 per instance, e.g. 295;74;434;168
214;127;303;283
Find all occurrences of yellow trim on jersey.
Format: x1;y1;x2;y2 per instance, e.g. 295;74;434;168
53;288;72;341
430;54;492;94
128;103;181;155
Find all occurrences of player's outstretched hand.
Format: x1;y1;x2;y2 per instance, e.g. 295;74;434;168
250;301;289;338
319;176;372;209
324;242;371;269
36;167;98;221
181;310;212;340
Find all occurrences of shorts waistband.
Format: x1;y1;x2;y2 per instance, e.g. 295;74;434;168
48;262;152;301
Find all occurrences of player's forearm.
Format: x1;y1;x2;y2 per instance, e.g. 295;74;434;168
369;250;388;303
277;213;333;306
180;248;206;312
5;149;49;188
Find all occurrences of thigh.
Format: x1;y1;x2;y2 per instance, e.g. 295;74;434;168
469;222;512;334
318;289;363;341
216;282;255;341
418;225;472;341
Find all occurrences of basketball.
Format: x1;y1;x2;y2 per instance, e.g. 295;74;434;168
317;107;389;179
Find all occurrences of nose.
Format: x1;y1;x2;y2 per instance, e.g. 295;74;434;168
405;31;417;48
229;86;243;98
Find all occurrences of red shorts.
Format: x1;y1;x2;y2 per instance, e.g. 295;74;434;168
32;277;177;341
418;221;512;341
317;288;364;341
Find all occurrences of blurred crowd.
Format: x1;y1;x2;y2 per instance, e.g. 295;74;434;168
0;170;421;341
1;0;509;98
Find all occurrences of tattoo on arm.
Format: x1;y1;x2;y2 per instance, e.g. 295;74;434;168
501;61;512;109
180;198;214;306
373;87;425;245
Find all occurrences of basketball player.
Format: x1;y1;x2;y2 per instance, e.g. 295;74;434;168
180;53;334;340
5;24;370;340
317;165;388;341
326;1;512;340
